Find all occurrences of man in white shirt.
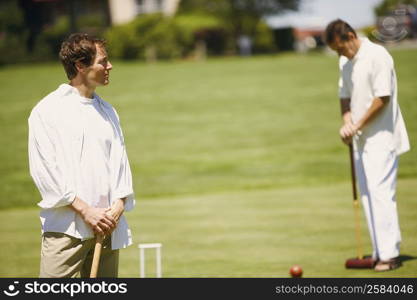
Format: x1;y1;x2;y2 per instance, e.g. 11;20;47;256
324;20;410;271
28;33;135;277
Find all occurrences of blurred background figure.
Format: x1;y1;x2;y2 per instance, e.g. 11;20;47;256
238;35;252;56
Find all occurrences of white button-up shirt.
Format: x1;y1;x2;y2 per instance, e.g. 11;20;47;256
28;84;135;249
338;38;410;155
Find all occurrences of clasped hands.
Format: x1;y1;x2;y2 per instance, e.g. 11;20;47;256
82;199;125;236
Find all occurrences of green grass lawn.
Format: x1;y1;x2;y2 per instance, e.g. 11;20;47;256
0;49;416;277
0;179;416;277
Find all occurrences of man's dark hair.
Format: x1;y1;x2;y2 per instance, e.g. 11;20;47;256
59;33;106;80
324;19;357;45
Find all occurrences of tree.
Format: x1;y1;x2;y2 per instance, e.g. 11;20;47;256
178;0;300;46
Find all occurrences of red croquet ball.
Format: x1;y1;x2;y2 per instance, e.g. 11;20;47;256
289;265;303;278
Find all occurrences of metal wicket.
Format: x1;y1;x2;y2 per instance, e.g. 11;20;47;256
138;243;162;278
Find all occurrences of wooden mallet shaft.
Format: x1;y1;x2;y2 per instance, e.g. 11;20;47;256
349;143;364;260
90;234;104;278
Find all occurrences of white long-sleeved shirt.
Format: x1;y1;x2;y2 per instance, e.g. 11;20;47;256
338;38;410;155
28;84;135;249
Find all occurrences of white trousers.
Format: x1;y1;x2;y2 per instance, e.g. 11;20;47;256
354;147;401;261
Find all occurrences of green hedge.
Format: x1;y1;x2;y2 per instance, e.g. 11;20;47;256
106;14;180;60
105;13;227;60
253;21;277;53
105;13;276;60
0;8;277;64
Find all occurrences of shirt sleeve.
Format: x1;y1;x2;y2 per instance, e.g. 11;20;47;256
114;145;135;212
338;75;350;99
111;107;135;212
338;57;351;99
371;52;392;97
28;109;76;209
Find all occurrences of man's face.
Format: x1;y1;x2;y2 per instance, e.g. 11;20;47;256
328;34;358;59
83;44;112;87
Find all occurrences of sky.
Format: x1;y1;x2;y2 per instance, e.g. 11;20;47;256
266;0;385;29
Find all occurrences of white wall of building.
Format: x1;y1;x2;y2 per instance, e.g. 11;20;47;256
164;0;180;16
108;0;180;25
108;0;138;25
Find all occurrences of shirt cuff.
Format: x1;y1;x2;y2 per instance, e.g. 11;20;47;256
37;191;76;209
114;191;135;212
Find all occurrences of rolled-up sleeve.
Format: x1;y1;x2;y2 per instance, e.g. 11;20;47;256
110;107;135;212
338;74;350;99
28;109;76;209
114;145;135;212
371;54;392;98
338;56;351;99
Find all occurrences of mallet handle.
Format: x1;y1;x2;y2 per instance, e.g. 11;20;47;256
90;234;104;278
349;143;357;200
349;143;363;259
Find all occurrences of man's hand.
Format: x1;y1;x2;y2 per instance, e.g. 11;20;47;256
82;206;117;235
71;197;117;235
339;120;359;145
339;96;388;145
106;198;126;224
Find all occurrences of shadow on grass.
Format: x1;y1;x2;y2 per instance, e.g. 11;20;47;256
353;254;417;264
344;254;417;269
398;254;417;264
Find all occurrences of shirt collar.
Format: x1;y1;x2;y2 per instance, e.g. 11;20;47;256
352;37;369;62
60;83;96;104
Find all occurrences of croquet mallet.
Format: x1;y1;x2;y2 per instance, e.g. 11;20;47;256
345;143;375;268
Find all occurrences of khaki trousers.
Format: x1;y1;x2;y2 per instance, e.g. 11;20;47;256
40;232;119;278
